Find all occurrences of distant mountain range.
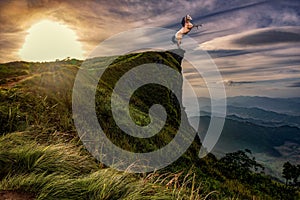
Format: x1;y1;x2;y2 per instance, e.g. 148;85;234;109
187;96;300;179
225;96;300;116
199;105;300;128
184;96;300;118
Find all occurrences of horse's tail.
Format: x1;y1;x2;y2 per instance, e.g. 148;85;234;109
171;35;177;44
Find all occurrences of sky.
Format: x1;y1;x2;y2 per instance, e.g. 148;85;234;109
0;0;300;97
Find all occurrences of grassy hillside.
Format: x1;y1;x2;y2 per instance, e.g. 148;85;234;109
0;51;299;199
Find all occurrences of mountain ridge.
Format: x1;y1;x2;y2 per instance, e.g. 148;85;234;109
0;50;299;199
197;105;300;128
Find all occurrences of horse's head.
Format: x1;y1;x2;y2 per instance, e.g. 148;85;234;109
186;15;192;21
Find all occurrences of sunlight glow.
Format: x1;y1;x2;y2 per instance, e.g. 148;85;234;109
20;20;84;62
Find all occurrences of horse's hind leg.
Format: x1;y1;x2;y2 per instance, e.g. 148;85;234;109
177;39;181;48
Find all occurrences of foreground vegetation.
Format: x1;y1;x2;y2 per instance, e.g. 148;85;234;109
0;52;299;199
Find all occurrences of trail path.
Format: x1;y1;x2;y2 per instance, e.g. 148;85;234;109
0;190;35;200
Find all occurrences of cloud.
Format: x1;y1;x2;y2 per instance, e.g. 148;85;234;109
201;27;300;49
197;26;300;97
233;30;300;46
289;82;300;88
223;80;256;86
207;49;252;58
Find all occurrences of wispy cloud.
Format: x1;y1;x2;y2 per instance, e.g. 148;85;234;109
197;26;300;97
232;29;300;46
289;82;300;88
222;80;256;87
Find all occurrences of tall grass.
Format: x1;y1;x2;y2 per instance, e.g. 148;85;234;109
0;133;97;178
0;132;223;200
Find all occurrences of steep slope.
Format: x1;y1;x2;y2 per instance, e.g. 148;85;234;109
72;49;202;171
0;51;207;199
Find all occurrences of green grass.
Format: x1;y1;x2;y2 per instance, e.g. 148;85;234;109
0;132;221;200
0;136;96;178
1;170;218;200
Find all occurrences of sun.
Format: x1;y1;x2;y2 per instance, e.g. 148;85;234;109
20;20;84;62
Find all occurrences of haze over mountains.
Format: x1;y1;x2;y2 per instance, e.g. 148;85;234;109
185;96;300;116
187;96;300;178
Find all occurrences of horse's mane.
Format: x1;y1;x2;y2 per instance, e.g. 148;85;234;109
181;16;186;27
